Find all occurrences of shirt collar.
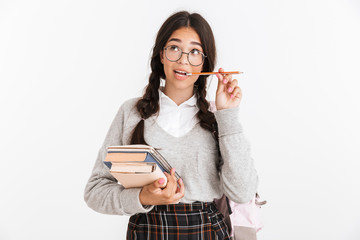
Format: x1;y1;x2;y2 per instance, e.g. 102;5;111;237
158;87;198;108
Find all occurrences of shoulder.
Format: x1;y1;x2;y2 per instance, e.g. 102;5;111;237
119;97;141;113
110;97;141;122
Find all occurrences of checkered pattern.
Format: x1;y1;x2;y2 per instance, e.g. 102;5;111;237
127;202;231;240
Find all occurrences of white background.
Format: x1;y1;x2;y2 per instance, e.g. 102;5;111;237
1;0;360;239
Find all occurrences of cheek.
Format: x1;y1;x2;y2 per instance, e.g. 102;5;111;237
192;64;203;73
162;61;173;77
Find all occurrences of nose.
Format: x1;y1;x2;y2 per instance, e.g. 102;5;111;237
177;52;190;65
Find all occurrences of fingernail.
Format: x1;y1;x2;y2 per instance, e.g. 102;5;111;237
231;94;234;98
179;178;183;183
228;87;232;92
223;79;227;84
159;178;165;184
172;168;176;174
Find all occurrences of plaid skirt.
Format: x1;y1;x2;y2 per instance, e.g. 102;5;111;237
127;201;231;240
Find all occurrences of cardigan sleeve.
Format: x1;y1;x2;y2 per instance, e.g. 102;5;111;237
213;106;258;203
84;101;154;215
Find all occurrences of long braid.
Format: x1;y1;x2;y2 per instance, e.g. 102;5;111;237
195;76;219;146
130;58;162;145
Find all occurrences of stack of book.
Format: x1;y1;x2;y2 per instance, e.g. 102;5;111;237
103;144;180;188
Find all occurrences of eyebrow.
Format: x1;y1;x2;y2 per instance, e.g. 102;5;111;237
167;38;203;48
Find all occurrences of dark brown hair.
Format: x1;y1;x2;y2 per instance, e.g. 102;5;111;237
130;11;219;145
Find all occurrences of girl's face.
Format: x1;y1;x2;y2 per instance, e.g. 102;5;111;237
161;27;204;95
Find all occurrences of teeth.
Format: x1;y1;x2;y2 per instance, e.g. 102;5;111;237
175;70;187;75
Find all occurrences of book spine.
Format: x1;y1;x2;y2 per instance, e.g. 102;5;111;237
150;149;181;180
103;161;112;169
144;153;167;173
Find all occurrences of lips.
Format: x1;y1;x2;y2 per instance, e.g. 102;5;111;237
174;70;189;76
173;69;190;80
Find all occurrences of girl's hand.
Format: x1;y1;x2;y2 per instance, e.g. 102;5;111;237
215;67;242;110
139;168;185;206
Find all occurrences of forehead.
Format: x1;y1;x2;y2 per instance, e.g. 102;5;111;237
167;27;202;47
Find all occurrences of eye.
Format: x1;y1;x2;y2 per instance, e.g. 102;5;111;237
169;45;180;52
190;49;201;55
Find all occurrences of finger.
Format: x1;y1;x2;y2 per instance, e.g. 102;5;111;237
216;67;224;82
162;171;179;203
164;170;177;193
170;168;178;193
175;178;181;193
173;178;185;201
216;68;227;93
222;73;233;85
216;68;225;83
231;86;242;99
218;67;232;85
227;79;238;94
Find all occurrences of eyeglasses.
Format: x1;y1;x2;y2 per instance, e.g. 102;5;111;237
163;45;206;66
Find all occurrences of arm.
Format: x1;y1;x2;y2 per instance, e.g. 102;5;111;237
212;68;258;203
83;103;154;215
214;107;258;204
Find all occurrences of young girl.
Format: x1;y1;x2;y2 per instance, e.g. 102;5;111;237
84;11;258;239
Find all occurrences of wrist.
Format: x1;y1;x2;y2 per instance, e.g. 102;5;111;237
139;188;145;204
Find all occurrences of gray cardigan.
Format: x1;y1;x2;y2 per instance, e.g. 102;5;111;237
84;98;258;216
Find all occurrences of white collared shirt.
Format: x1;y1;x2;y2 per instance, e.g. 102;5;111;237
149;88;200;137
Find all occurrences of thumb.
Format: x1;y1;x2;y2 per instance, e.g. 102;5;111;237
144;178;167;192
153;177;167;189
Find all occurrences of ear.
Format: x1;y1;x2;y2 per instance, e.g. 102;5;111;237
160;50;164;64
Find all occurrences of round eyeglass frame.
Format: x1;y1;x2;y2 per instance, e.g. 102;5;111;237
163;46;207;66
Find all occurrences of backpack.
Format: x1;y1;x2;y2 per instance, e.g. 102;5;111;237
214;193;266;240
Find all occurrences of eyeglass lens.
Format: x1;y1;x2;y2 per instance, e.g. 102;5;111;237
165;46;204;66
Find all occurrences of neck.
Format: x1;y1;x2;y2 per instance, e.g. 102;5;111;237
163;86;195;106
